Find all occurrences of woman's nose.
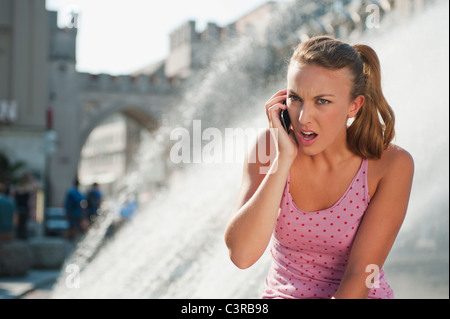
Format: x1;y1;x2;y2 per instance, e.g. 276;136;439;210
298;105;313;125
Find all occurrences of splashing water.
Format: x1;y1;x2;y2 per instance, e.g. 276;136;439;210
50;0;449;298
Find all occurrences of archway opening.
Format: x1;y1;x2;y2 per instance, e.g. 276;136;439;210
77;109;162;204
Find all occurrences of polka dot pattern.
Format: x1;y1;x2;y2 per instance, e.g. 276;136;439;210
262;159;394;299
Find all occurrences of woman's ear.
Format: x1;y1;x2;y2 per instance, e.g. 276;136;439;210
348;95;365;118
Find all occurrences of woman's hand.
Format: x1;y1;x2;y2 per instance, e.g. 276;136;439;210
265;89;298;161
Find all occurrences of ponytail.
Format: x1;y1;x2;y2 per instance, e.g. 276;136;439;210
290;36;395;159
347;44;395;159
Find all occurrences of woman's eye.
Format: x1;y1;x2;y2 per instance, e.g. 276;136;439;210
289;95;300;102
317;98;330;104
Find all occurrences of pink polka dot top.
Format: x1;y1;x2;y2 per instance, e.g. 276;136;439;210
262;158;394;299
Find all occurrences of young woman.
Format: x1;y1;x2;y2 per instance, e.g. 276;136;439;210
224;36;414;299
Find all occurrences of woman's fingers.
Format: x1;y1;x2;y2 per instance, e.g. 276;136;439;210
268;88;287;101
264;89;298;159
265;89;287;117
268;101;287;130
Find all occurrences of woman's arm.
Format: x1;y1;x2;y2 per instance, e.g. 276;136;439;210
224;130;294;269
225;89;298;269
333;146;414;298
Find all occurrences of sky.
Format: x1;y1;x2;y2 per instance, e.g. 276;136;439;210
45;0;287;75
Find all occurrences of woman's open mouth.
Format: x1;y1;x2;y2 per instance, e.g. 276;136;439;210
299;131;318;146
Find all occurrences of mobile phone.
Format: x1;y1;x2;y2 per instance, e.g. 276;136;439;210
279;100;291;132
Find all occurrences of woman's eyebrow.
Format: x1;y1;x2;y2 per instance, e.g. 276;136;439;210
314;94;336;98
288;89;335;98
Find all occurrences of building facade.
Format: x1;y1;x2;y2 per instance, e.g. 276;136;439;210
0;0;49;176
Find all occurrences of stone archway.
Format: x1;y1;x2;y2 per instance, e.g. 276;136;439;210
47;96;167;207
78;103;160;157
76;104;161;196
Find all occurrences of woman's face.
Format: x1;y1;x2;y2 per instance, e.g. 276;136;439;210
286;63;363;156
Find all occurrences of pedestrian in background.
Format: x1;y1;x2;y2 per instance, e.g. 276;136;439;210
64;178;85;240
86;182;102;225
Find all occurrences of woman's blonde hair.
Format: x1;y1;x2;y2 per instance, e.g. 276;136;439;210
289;36;395;159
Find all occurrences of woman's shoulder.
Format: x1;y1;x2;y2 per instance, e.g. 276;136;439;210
381;144;414;170
369;144;414;183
